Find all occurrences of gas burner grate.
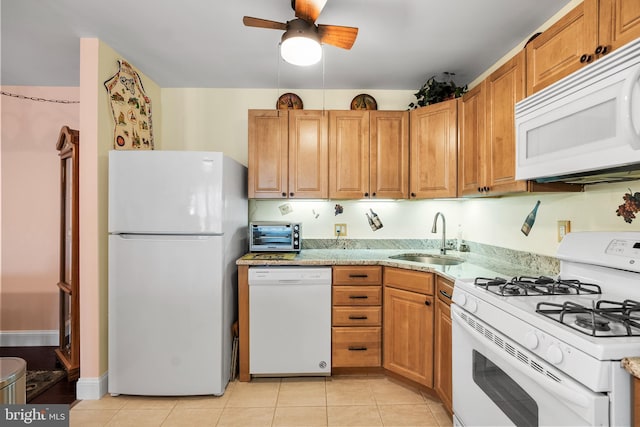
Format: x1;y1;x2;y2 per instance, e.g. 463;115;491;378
474;276;602;297
536;300;640;337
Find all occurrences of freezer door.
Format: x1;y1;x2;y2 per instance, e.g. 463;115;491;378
108;234;229;396
109;150;225;234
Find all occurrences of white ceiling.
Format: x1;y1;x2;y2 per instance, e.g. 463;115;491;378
1;0;572;90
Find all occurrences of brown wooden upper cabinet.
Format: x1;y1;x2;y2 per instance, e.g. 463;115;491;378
329;110;409;199
485;51;528;194
248;109;328;198
409;99;458;198
526;0;640;95
458;82;486;197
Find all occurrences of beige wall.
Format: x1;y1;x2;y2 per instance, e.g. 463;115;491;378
160;89;415;165
79;39;162;378
1;86;80;333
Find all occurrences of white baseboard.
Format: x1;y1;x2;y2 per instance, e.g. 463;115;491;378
0;330;58;347
76;372;108;400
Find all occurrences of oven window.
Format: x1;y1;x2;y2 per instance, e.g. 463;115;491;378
473;350;538;427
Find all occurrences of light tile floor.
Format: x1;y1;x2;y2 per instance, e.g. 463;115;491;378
70;376;453;426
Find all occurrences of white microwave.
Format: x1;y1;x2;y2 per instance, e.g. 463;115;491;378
515;36;640;184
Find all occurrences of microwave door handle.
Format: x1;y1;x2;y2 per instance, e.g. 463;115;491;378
622;63;640;149
451;308;591;409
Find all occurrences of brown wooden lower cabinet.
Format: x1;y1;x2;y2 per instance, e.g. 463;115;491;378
383;268;435;387
332;326;382;367
332;265;383;368
434;276;454;414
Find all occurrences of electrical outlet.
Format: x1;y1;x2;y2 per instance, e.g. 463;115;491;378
334;223;347;236
557;220;571;242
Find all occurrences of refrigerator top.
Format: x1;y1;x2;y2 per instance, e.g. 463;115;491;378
108;150;247;235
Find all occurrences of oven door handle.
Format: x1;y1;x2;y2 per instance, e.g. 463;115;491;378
451;308;591;409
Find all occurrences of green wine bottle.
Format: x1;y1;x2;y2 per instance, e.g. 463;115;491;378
521;200;541;236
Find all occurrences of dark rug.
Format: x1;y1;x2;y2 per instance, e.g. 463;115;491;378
26;370;66;402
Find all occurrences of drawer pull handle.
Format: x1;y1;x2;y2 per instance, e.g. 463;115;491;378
349;274;369;278
439;290;452;300
349;295;368;299
348;346;368;351
348;315;368;320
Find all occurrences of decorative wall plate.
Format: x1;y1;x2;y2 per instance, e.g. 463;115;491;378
277;93;303;110
351;94;377;110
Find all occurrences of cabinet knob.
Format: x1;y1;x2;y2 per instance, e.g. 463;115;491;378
364;192;369;197
477;187;482;193
281;192;287;197
372;192;376;197
483;186;490;192
410;192;416;198
289;192;294;197
424;300;431;306
595;45;608;55
580;54;593;63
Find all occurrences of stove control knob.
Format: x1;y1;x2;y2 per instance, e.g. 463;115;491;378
546;345;563;364
458;293;467;306
466;298;478;313
524;331;539;350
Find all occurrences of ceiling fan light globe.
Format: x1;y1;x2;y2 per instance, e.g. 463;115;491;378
280;36;322;66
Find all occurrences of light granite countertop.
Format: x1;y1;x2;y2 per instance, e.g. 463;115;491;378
622;357;640;379
236;248;555;283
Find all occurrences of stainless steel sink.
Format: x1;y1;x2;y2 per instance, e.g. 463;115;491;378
388;253;465;266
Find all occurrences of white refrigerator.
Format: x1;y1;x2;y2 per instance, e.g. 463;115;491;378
108;150;247;396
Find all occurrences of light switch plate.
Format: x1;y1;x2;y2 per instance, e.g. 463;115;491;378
334;224;347;236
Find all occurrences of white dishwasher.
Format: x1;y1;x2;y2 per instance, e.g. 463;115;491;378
249;266;332;376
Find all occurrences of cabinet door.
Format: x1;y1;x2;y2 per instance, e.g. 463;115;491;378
526;2;599;95
383;286;434;387
599;0;640;52
370;111;409;199
409;99;457;199
485;52;528;194
434;277;453;415
289;110;328;198
248;110;288;198
329;111;370;199
458;83;486;197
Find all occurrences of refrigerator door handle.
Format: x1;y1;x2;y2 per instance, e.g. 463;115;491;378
113;234;222;241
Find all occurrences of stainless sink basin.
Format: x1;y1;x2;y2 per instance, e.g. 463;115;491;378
388;253;465;266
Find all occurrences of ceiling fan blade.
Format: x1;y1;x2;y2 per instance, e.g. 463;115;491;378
293;0;327;23
318;24;358;50
242;16;287;30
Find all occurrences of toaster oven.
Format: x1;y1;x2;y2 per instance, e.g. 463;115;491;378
249;222;301;252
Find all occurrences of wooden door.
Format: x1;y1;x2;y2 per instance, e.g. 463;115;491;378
409;99;458;199
383;286;434;387
599;0;640;52
485;52;528;194
248;110;288;198
370;111;409;199
289;110;328;198
526;2;599;95
458;83;486;197
434;277;453;415
329;111;370;199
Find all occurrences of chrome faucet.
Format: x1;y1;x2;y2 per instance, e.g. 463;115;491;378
431;212;447;254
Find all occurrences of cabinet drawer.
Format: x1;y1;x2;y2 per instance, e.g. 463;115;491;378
333;286;381;306
332;326;381;367
333;306;382;326
436;276;454;305
384;267;434;295
333;266;382;285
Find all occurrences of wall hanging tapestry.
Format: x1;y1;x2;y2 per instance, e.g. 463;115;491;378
104;59;154;150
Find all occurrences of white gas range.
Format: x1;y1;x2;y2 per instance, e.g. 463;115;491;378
451;232;640;427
